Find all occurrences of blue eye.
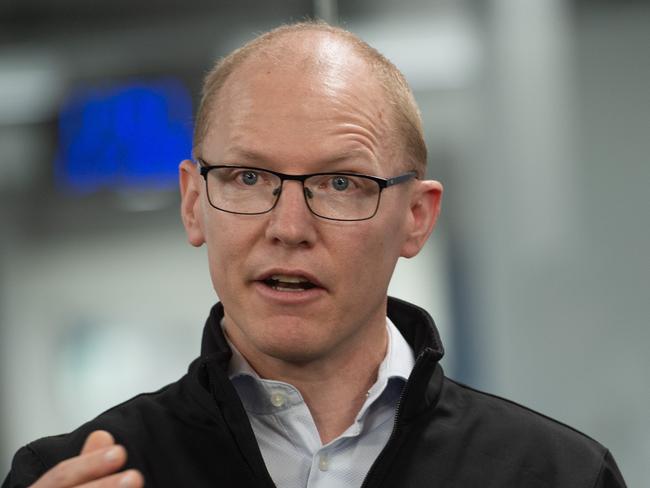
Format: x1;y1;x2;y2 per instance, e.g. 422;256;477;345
241;171;258;185
331;176;349;191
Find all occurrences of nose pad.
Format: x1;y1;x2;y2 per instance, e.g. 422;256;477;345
265;181;317;247
272;183;313;212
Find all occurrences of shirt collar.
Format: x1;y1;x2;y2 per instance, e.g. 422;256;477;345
225;317;415;416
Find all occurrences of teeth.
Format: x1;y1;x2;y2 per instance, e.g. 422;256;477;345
270;274;309;283
274;284;303;292
263;274;316;291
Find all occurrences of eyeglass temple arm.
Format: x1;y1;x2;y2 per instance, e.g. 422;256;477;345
384;171;418;188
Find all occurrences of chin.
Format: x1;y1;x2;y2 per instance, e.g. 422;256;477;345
229;310;340;364
257;332;332;364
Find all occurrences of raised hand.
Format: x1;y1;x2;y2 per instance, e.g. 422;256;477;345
29;431;143;488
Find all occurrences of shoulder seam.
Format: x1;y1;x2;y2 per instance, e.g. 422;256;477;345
26;444;46;470
25;443;47;474
590;449;611;488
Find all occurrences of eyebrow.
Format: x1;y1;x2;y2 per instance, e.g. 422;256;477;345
223;148;267;164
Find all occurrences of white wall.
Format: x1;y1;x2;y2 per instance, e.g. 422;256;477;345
0;217;215;470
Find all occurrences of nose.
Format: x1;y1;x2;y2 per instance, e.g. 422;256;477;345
265;181;317;247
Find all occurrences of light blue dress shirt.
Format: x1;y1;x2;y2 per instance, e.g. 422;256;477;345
226;319;415;488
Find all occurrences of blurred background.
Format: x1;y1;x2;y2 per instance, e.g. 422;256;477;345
1;0;648;484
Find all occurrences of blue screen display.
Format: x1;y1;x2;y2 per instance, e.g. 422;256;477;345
55;78;193;194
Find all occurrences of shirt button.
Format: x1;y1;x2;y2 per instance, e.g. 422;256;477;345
318;454;330;472
270;392;286;408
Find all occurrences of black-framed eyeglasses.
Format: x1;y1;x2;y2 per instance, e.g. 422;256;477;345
196;159;417;221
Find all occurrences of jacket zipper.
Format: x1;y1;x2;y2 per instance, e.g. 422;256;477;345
359;350;428;488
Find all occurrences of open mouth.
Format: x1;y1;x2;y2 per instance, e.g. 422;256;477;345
261;274;318;292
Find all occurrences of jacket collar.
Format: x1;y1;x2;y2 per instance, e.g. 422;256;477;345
198;297;446;420
200;297;444;358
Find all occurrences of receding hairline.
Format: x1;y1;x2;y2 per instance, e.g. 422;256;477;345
193;21;427;177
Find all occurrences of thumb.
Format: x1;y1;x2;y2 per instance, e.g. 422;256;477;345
80;430;115;454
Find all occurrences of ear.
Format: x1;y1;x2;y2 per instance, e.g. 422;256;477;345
179;159;206;247
400;180;443;258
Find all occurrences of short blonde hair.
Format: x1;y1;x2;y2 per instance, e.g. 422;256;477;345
193;21;427;177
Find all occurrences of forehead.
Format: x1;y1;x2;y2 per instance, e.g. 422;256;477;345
203;34;398;171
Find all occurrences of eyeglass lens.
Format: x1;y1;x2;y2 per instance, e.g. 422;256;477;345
205;167;381;221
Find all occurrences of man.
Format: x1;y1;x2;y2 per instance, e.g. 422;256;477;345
4;22;625;488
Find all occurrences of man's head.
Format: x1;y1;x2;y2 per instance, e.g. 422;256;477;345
193;21;428;178
179;22;442;371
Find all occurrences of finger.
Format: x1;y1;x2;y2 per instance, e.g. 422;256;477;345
81;431;115;455
76;469;144;488
32;445;127;488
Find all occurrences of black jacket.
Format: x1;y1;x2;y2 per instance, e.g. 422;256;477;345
3;298;626;487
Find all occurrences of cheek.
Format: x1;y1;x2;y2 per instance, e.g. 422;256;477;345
334;226;394;286
204;210;258;255
357;214;407;277
203;218;255;289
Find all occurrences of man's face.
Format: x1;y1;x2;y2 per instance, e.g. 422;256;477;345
181;36;441;369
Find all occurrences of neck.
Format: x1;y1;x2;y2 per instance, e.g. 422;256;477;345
228;320;388;445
